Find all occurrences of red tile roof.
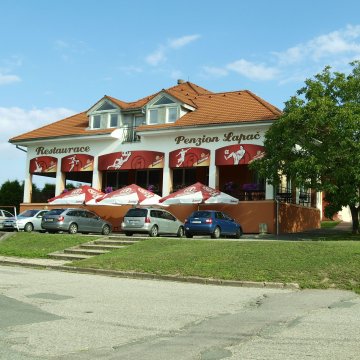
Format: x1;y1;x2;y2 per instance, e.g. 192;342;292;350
9;82;281;143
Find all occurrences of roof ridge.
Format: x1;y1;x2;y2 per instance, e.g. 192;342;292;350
243;90;282;115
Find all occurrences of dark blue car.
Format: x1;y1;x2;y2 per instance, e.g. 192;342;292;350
184;210;243;239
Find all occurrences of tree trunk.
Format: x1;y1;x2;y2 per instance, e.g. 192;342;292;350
349;205;359;234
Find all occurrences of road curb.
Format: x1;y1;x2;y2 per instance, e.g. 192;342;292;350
0;259;300;290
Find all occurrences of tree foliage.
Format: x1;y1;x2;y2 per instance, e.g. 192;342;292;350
251;62;360;233
0;180;24;213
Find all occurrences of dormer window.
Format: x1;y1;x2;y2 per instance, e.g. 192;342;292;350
89;100;120;130
147;95;179;124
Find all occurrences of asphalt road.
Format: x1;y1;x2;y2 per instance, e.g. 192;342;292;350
0;265;359;359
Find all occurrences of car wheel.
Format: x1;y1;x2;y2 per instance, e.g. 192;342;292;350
235;228;242;239
24;223;34;232
102;225;111;235
185;232;193;238
68;223;78;234
24;222;34;233
211;226;221;239
125;232;133;236
177;226;185;238
149;225;158;237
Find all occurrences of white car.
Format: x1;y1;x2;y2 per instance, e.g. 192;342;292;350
0;209;14;230
4;209;49;232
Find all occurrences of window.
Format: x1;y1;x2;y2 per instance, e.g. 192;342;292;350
149;109;158;124
96;101;116;111
168;107;177;123
147;94;179;124
153;96;175;105
93;115;101;129
110;114;118;127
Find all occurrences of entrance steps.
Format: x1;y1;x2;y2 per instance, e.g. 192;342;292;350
48;236;143;261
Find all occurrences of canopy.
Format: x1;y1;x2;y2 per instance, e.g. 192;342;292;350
96;184;161;206
47;185;104;205
159;182;239;205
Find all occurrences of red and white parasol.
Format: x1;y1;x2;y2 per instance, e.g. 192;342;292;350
159;182;239;205
96;184;161;206
47;185;104;205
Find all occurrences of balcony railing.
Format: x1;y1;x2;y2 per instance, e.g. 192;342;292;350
116;126;141;143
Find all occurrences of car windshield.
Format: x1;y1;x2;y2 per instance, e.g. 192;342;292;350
125;208;148;217
46;209;65;216
191;211;212;218
19;210;39;217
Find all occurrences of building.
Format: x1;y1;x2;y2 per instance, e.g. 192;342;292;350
9;80;321;233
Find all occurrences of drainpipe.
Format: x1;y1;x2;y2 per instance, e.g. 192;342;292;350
16;145;27;153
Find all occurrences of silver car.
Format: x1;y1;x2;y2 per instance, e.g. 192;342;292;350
0;209;14;230
4;209;49;232
41;208;112;235
121;207;184;237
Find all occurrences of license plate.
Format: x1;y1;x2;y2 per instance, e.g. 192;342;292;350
45;218;54;222
192;220;201;224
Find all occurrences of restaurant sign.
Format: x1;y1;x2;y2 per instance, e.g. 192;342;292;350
174;131;261;146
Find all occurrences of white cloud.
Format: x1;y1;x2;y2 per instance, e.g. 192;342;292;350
202;66;228;77
168;34;201;49
0;107;76;185
145;47;166;66
0;107;76;139
274;24;360;65
0;73;21;85
146;34;201;67
226;59;279;81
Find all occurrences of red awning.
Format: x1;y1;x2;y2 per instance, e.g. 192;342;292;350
29;156;57;173
215;144;265;165
61;154;94;172
98;151;164;171
169;147;210;168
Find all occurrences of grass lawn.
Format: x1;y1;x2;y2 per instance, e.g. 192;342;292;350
0;232;92;258
1;232;359;294
321;221;341;229
72;237;360;294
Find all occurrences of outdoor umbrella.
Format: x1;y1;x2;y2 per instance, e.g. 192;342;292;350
47;185;105;205
96;184;161;206
159;182;239;206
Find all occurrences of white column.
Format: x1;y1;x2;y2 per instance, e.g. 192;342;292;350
92;158;102;190
162;152;171;196
55;167;66;196
208;151;217;188
265;181;274;200
23;172;33;203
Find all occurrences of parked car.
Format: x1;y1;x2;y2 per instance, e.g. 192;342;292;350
184;210;243;239
3;209;49;232
0;209;14;230
121;207;184;237
41;208;112;235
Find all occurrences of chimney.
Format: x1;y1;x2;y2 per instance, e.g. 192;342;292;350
177;79;185;84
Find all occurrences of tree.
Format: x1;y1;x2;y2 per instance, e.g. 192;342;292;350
0;180;24;213
251;62;360;233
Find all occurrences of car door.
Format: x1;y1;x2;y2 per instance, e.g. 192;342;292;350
215;212;232;235
163;211;178;235
33;211;48;230
150;210;164;234
84;211;103;233
221;212;237;235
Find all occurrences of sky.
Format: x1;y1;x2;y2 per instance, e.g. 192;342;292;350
1;0;360;189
